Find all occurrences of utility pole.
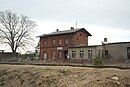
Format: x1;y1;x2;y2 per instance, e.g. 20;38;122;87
76;21;77;29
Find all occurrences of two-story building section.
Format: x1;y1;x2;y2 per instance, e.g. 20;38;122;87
39;27;92;62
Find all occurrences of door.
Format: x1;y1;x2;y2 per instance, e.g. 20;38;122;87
127;47;130;59
64;50;68;59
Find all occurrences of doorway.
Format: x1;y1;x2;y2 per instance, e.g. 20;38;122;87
64;50;68;59
127;47;130;59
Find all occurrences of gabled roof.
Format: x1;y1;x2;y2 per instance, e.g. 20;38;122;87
39;28;92;37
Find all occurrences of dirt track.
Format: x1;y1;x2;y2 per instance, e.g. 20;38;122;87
0;64;130;87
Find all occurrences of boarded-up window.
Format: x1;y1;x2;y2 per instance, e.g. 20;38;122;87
72;50;76;58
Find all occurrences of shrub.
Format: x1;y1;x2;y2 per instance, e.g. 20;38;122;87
94;56;103;66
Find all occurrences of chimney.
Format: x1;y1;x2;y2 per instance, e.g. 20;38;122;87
56;29;59;32
104;38;107;42
70;27;74;30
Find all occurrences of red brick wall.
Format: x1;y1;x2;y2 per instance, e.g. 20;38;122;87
73;31;88;46
40;34;73;61
40;34;73;48
40;30;89;61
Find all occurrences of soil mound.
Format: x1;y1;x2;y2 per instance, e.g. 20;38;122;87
0;65;130;87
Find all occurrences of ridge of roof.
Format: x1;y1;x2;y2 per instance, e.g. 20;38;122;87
39;28;92;37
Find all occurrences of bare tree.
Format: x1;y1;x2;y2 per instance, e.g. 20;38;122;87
0;10;36;54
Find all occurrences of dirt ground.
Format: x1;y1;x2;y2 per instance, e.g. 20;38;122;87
0;64;130;87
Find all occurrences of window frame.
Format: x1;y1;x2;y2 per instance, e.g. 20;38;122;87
88;49;92;59
58;51;62;58
98;49;100;57
52;50;55;58
43;51;47;60
43;40;47;46
52;39;56;45
80;50;84;58
65;38;69;44
58;38;62;45
72;50;76;58
105;50;108;56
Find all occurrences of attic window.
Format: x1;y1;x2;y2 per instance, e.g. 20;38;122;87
80;34;82;36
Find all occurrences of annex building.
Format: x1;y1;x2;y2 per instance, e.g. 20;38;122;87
68;38;130;63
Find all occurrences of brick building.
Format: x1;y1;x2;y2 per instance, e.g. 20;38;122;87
39;27;92;62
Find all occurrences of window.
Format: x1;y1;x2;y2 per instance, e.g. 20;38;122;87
102;50;104;57
77;37;78;40
80;34;82;36
43;40;47;46
58;39;62;45
98;50;100;57
105;50;108;56
52;39;56;45
88;49;92;59
72;50;76;58
80;50;84;58
43;52;47;60
52;50;55;58
127;47;130;59
65;38;69;44
58;51;62;58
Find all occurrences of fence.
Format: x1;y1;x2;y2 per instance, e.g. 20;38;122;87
0;54;130;66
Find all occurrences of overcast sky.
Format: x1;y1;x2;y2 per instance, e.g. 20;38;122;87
0;0;130;52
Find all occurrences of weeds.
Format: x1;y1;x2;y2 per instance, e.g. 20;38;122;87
94;56;103;66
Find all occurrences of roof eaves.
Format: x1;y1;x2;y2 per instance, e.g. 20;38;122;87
105;41;130;45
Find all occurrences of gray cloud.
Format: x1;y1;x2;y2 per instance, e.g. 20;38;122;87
0;0;130;29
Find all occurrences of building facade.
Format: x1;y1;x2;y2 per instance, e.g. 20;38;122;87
39;28;92;62
103;42;130;61
68;41;130;63
68;45;103;63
